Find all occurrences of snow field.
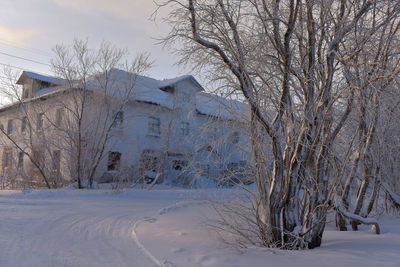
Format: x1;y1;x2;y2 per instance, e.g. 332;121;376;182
0;189;400;267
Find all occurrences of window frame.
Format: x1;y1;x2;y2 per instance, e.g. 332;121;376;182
180;122;190;137
112;111;124;128
147;116;161;137
37;113;44;130
21;116;27;133
7;119;13;134
107;151;121;171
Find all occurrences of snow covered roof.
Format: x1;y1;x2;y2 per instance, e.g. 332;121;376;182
12;69;249;119
16;71;65;86
159;75;204;91
196;93;250;121
82;68;175;109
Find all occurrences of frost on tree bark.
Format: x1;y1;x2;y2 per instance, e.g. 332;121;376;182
160;0;399;249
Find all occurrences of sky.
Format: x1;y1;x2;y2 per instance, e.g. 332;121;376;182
0;0;187;103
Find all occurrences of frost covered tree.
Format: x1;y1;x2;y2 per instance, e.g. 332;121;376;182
159;0;400;249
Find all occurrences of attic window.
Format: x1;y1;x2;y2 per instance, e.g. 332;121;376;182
39;81;51;89
160;86;174;93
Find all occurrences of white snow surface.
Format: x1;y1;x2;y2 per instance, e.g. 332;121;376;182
1;188;400;267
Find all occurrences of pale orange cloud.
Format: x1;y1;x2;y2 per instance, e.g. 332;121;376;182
0;25;42;46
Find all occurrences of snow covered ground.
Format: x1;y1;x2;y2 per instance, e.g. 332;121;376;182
0;188;399;267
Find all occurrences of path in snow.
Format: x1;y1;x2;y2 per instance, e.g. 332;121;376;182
0;190;190;267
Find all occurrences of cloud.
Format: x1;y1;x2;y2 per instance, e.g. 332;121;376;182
54;0;153;21
0;25;42;45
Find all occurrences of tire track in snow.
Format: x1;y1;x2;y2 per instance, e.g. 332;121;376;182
131;200;207;267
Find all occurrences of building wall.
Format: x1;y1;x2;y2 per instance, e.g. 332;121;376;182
0;75;251;188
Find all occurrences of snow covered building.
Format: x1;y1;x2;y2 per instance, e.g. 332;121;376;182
0;69;251;188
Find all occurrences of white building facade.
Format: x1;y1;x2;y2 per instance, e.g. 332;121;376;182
0;69;251;188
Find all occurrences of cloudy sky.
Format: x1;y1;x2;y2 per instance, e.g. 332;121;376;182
0;0;185;83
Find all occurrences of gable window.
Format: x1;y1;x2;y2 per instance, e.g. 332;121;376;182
18;152;24;169
148;116;161;136
55;108;63;127
180;122;189;136
37;113;44;130
107;151;121;171
21;117;27;133
112;111;123;128
7;120;13;134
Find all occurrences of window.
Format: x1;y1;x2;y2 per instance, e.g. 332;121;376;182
2;148;12;175
112;111;123;128
208;126;217;140
33;149;44;167
55;108;63;126
7;119;13;134
107;151;121;171
18;152;24;169
24;88;29;99
37;113;44;130
231;131;239;144
173;160;188;171
39;81;51;89
4;151;10;168
0;123;4;132
139;150;159;172
148;117;161;136
21;117;27;133
52;150;61;173
180;122;189;136
201;164;210;176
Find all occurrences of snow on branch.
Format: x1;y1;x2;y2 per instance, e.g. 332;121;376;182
380;181;400;208
335;198;381;234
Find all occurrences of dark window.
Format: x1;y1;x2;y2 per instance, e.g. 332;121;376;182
0;124;4;132
4;151;10;168
39;81;51;89
139;150;159;172
18;152;24;169
52;150;61;172
107;151;121;171
56;109;63;126
173;160;188;171
7;120;13;134
37;113;44;130
24;88;29;98
33;149;44;167
21;117;27;133
112;111;123;128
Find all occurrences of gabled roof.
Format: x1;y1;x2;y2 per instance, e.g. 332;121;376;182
16;71;65;86
196;93;250;121
10;69;249;120
159;75;205;92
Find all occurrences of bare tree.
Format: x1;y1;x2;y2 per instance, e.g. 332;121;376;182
159;0;400;249
0;40;151;189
